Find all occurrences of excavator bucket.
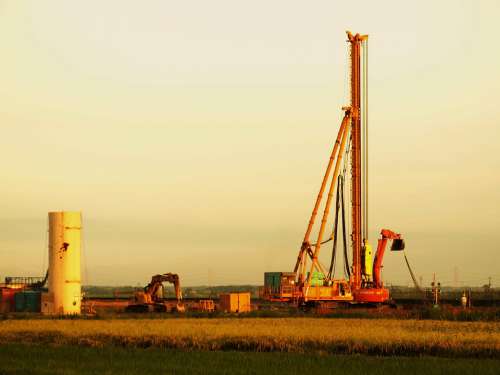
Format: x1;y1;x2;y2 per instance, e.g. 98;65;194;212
390;239;405;251
175;303;186;313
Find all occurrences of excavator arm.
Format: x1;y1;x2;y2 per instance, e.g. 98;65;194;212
145;273;183;303
372;229;405;288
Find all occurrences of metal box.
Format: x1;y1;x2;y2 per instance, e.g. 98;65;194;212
41;292;55;315
219;292;251;313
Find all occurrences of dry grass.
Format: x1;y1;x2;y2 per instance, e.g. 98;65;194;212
0;318;498;357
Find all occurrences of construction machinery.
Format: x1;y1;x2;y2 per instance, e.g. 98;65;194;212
126;273;185;313
197;299;215;312
263;31;405;306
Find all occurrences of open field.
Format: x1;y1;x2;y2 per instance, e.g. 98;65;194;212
0;318;498;358
0;344;499;375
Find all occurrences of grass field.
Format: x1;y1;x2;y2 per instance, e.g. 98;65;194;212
0;318;498;357
0;344;499;375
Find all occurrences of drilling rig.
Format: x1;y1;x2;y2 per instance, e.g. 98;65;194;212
263;31;405;306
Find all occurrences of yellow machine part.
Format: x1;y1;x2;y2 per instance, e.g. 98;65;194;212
363;242;373;277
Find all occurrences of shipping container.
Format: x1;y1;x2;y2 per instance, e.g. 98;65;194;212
0;287;20;313
264;272;281;291
219;292;251;313
14;290;41;312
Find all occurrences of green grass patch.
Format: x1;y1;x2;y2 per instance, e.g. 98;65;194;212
0;344;498;375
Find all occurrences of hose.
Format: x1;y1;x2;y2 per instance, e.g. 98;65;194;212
403;251;426;298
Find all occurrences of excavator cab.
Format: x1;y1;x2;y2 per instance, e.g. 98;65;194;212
390;239;405;251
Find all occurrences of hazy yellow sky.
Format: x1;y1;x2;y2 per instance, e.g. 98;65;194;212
1;0;499;286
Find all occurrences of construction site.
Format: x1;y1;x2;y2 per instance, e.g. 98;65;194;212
1;31;498;318
1;0;500;371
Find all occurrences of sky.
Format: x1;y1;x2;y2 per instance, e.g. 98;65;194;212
1;0;499;287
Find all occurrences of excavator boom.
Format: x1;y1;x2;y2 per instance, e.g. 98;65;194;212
146;273;183;303
372;230;405;288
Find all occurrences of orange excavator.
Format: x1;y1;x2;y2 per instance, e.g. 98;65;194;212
263;31;405;306
126;273;185;313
